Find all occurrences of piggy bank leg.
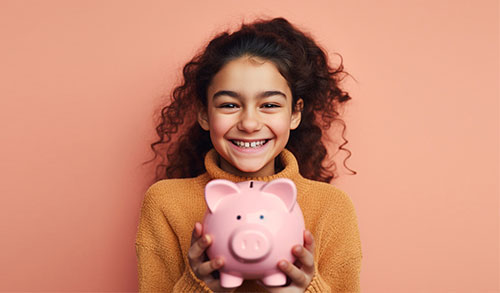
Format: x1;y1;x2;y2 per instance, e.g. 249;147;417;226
262;272;287;286
220;273;243;288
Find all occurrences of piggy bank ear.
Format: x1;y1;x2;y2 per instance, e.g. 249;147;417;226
205;179;240;213
260;178;297;212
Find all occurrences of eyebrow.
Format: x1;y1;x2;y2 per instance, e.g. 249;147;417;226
212;90;287;100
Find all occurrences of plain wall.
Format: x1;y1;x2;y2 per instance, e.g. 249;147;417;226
0;0;498;291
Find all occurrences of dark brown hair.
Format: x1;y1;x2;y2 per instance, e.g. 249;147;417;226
145;17;355;183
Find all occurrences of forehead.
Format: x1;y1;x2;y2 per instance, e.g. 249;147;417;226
208;56;291;96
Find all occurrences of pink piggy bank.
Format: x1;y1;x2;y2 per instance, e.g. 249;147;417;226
202;178;305;288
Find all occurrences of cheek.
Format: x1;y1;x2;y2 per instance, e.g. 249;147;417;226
269;119;293;139
209;115;232;138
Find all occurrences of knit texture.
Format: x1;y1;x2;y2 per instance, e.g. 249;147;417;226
136;149;362;292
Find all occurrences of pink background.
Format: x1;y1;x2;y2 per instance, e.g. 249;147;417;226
1;0;498;292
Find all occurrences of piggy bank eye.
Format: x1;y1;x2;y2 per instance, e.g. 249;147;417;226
259;215;264;220
236;215;241;220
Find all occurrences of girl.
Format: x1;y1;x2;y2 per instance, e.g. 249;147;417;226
136;17;362;292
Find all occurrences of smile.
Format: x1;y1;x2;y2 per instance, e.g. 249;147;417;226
230;139;269;148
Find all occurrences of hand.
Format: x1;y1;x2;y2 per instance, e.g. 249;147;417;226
263;230;315;293
188;222;234;292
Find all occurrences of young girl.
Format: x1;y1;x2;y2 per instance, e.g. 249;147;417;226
136;17;362;292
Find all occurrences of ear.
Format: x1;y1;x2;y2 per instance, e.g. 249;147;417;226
260;178;297;212
205;179;240;213
290;98;303;130
197;108;210;131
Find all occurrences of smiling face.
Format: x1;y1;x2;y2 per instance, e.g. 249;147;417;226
198;55;302;177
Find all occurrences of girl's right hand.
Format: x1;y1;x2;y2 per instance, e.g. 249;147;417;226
188;222;234;292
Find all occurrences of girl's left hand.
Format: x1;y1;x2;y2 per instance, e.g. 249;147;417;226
263;230;315;293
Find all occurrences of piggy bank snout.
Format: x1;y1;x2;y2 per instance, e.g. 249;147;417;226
230;227;272;262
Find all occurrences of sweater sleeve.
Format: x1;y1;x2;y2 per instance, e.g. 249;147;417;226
304;256;362;293
305;189;363;292
135;183;212;292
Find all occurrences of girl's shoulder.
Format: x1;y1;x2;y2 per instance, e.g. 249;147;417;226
142;173;211;204
297;177;357;214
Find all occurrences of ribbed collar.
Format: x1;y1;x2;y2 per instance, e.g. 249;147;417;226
204;148;302;183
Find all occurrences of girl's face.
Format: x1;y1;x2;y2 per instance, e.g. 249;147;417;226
198;55;302;177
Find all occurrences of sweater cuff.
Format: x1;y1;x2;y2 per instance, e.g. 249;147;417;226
173;259;213;292
305;267;331;293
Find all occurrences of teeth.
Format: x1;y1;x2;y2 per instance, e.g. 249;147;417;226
233;140;267;148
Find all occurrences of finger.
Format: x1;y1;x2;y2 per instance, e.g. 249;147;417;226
277;260;309;287
195;222;203;238
191;222;203;243
292;245;314;274
304;230;315;253
196;257;224;277
188;234;212;262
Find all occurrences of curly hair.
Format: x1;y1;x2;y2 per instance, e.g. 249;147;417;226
145;17;356;183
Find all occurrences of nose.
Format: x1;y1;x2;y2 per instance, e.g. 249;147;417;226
230;229;271;261
237;108;261;133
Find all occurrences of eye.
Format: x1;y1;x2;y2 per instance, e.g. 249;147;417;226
219;103;238;109
261;103;280;109
236;215;241;220
259;215;264;220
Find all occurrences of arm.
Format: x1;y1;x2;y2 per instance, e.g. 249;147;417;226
136;244;178;291
135;185;182;291
306;255;362;293
135;184;212;292
312;191;363;292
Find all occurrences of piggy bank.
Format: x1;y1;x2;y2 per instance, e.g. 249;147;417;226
202;178;305;288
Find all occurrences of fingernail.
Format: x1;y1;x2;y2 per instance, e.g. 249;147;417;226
215;258;223;267
202;235;209;245
294;246;303;253
279;261;288;269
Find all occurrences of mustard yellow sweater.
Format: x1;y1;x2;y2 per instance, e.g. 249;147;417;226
136;149;362;292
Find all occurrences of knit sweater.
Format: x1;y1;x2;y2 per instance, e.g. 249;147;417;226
136;149;362;292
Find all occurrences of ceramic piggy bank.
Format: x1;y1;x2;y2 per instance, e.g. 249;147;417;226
202;178;305;288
